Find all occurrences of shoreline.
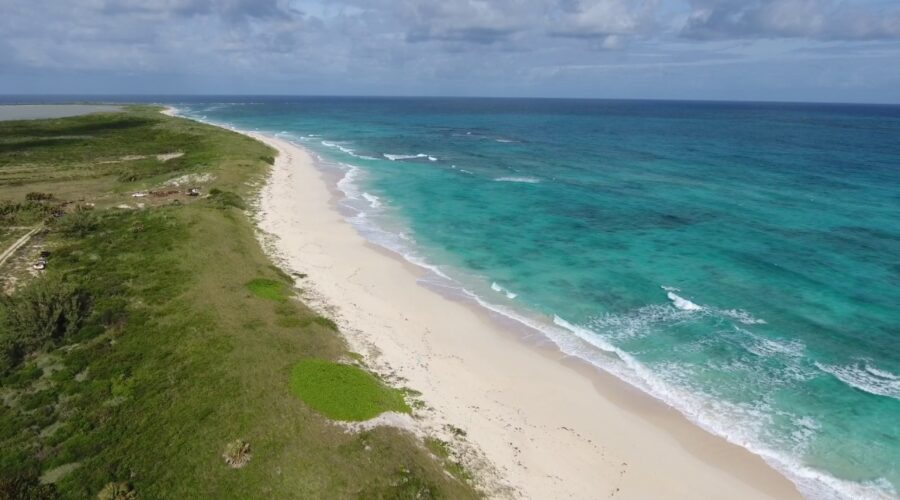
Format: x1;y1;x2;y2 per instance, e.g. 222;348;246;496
162;106;803;498
239;127;802;498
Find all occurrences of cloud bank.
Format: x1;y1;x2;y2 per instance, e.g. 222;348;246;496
1;0;899;102
683;0;900;40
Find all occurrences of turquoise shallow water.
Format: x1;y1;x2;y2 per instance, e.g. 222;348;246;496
177;98;900;499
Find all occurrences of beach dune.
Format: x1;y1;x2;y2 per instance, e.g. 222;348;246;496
249;131;801;499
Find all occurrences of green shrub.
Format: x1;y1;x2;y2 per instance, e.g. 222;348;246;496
209;190;245;210
0;361;41;386
57;206;98;238
0;338;24;374
0;275;91;368
19;389;56;411
25;192;54;202
0;200;57;226
0;470;57;500
116;171;139;183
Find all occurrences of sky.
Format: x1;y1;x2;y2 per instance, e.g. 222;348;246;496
1;0;899;103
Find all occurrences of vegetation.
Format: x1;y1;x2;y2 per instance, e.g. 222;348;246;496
0;108;478;499
245;278;287;302
96;482;137;500
290;359;411;421
208;188;246;210
222;439;252;469
0;198;61;226
0;274;90;370
425;437;472;484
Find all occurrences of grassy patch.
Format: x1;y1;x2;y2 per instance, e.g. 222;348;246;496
245;278;286;301
290;359;410;421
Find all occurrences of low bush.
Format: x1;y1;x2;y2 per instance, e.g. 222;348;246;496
0;470;57;500
209;189;246;210
56;206;98;238
0;200;58;226
25;192;54;202
0;275;91;369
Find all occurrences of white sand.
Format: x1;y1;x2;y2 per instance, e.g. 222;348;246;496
238;127;801;498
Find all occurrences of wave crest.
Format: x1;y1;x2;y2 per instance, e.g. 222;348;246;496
662;286;703;311
384;153;438;162
490;282;518;299
362;192;382;209
816;361;900;400
494;176;540;184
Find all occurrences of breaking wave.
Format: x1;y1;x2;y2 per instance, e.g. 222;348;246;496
494;176;540;184
384;153;438;162
662;286;703;311
490;282;518;299
815;361;900;400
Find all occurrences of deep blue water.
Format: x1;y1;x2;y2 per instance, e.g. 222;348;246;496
173;97;898;499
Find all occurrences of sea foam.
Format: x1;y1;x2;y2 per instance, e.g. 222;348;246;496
321;140;378;160
662;286;703;311
336;164;363;200
494;176;540;184
815;361;900;400
384;153;438;162
490;282;518;299
362;192;382;209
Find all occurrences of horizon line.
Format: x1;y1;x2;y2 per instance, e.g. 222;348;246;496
1;93;899;107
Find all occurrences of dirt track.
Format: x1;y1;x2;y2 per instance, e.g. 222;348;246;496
0;226;39;269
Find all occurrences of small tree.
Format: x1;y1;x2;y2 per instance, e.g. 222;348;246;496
0;275;91;366
57;206;98;238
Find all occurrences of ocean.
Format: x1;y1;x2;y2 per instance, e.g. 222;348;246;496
174;97;899;499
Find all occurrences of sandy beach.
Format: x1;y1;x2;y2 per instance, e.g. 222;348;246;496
245;130;802;499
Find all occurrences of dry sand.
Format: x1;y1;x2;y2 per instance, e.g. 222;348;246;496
237;122;803;498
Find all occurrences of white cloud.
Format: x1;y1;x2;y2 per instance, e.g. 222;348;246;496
682;0;900;40
0;0;898;101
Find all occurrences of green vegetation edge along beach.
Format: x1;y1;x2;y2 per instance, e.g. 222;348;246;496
0;106;478;499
